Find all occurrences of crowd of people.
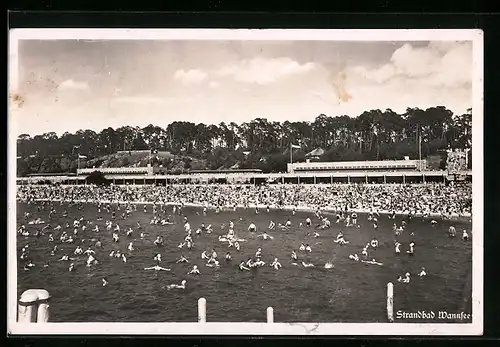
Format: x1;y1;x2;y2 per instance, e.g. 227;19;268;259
447;150;468;172
17;182;472;218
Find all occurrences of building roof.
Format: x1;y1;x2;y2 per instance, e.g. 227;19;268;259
305;148;325;157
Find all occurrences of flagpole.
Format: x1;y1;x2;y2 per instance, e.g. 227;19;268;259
290;143;292;164
418;130;422;171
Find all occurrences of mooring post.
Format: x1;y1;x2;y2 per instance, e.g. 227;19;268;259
198;297;206;323
387;282;394;322
267;307;274;323
18;289;50;323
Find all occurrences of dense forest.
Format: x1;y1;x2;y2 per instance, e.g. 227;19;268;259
16;106;472;176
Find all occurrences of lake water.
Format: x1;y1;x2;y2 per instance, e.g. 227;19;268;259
16;202;472;323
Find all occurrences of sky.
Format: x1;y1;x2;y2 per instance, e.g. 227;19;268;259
10;38;473;136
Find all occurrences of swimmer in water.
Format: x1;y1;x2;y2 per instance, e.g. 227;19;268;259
299;243;306;251
462;229;469;241
188;265;200;275
154;253;162;263
361;258;383;266
351;212;358;225
334;232;349;245
257;232;274;240
102;278;108;287
24;260;35;271
74;246;83;255
176;255;189;263
291;250;298;261
144;265;171;271
349;254;359;262
419;267;427;278
239;261;250;271
268;220;276;230
69;263;75;272
305;244;312;252
206;259;220;268
165;280;187;290
225;252;232;261
154;236;164;247
448;226;456;237
246;258;254;268
83;246;95;256
253;258;266;267
270;258;282;270
255;248;262;258
398;272;411;283
361;245;369;258
407;242;415;255
86;254;96;267
370;238;379;248
395;241;401;255
285;219;292;227
301;261;314;268
305;217;312;227
248;223;257;232
211;249;218;259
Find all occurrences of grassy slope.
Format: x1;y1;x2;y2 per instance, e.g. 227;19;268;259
85;151;208;171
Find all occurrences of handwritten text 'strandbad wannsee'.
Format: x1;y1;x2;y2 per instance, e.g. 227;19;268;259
396;310;471;320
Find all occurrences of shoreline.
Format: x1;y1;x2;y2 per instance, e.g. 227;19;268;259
20;198;472;222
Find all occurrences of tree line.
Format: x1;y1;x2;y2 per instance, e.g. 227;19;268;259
16;106;472;176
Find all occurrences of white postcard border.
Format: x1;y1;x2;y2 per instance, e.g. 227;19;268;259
7;28;484;336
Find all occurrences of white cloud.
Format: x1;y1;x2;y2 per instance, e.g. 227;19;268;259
173;69;208;85
58;79;90;91
349;41;472;88
215;57;316;85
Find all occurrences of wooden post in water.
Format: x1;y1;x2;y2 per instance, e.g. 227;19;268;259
198;297;206;323
267;307;274;323
387;282;394;322
18;289;50;323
